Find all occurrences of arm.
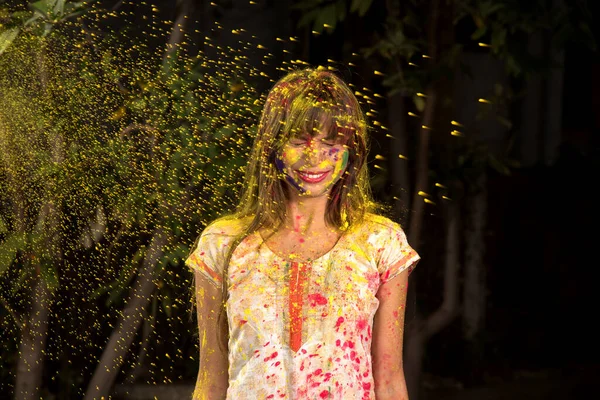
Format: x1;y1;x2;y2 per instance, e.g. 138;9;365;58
193;269;229;400
372;266;410;400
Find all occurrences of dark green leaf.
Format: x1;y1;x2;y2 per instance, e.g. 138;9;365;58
413;95;425;112
488;154;510;175
53;0;65;15
496;115;512;129
0;27;19;55
357;0;373;17
471;26;487;40
0;232;26;276
39;259;59;293
313;4;337;33
30;0;56;16
335;0;346;22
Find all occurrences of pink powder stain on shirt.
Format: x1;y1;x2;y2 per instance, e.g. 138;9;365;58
335;317;344;331
356;317;368;331
341;340;355;351
308;293;328;306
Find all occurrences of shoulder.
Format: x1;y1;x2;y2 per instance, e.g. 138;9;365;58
355;213;404;237
201;215;252;238
363;213;401;230
345;212;406;248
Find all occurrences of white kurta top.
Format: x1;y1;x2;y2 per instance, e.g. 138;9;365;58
186;213;419;399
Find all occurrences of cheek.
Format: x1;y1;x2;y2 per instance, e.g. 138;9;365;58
327;147;339;161
332;149;349;176
282;147;302;168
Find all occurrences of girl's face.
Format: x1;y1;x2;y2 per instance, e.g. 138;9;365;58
275;128;349;197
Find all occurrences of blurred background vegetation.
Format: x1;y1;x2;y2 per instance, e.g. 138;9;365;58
0;0;598;399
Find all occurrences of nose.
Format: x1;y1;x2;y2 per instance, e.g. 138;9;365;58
304;143;327;164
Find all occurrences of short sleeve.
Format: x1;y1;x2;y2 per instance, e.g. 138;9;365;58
185;228;225;288
377;220;420;284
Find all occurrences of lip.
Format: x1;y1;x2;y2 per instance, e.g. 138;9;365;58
295;170;331;183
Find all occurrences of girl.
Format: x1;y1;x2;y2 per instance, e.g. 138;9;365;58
186;67;419;399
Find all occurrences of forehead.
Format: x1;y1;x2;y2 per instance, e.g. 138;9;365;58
293;127;333;140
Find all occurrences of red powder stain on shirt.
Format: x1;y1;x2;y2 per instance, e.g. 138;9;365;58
319;389;331;398
263;351;278;362
362;382;371;390
356;317;368;331
308;293;328;306
335;317;344;330
345;265;352;271
382;269;391;282
239;320;247;326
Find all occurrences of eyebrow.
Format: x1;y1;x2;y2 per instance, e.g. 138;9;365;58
290;136;336;142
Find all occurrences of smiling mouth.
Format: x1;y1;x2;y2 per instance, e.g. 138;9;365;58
296;170;330;183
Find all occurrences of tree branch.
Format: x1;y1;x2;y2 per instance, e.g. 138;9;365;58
0;295;24;331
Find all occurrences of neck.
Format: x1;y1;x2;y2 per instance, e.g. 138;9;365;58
284;191;331;234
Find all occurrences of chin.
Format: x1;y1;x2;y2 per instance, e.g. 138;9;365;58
297;186;331;197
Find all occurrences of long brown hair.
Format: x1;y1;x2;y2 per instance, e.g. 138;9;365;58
209;66;382;350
